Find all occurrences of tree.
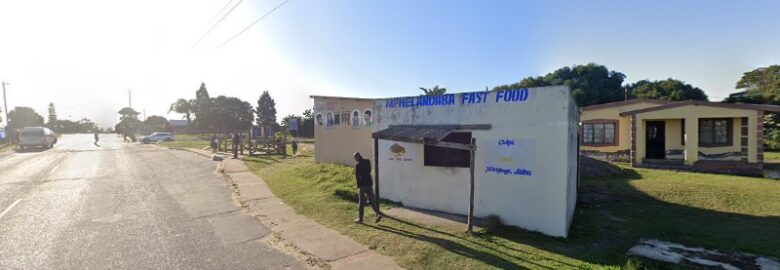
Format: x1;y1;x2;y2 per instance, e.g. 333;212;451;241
493;63;626;107
168;99;194;125
143;115;170;134
47;103;58;131
302;109;313;121
213;96;254;132
117;107;141;137
8;107;44;130
118;107;140;121
256;91;277;129
627;79;708;101
419;85;447;96
192;82;214;132
735;65;780;103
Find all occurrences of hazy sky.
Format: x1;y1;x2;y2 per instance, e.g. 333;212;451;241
1;0;779;128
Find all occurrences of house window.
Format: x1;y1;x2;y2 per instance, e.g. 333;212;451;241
582;120;617;146
699;118;732;147
424;132;471;168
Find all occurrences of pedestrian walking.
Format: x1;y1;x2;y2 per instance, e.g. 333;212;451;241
353;152;382;224
232;132;240;159
291;137;298;156
93;130;100;146
211;135;218;153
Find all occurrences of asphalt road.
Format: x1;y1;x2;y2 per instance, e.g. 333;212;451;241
0;134;300;270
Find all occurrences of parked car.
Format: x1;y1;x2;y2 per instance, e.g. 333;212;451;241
19;127;57;149
140;132;174;143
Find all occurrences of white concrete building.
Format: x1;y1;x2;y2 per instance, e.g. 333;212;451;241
312;86;579;237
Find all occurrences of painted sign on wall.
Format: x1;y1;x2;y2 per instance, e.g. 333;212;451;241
484;138;533;176
384;88;531;109
387;142;416;162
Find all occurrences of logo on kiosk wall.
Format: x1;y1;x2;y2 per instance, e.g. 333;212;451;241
485;138;533;176
388;142;414;161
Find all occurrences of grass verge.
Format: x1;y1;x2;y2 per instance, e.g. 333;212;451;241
159;134;211;149
244;157;780;269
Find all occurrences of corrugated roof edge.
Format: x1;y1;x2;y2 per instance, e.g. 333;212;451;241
309;95;376;101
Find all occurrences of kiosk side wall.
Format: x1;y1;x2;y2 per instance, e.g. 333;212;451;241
374;86;578;237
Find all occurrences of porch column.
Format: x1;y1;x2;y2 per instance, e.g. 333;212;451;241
684;116;699;165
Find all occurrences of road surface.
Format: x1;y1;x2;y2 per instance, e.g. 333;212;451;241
0;134;300;269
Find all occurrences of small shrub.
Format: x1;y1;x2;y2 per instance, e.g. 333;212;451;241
484;214;502;233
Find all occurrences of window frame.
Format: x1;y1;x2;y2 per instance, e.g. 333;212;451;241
698;118;733;147
580;119;619;147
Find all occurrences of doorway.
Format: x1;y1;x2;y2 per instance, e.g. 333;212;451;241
646;121;666;159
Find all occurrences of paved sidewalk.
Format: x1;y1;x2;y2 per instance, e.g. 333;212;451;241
173;148;403;270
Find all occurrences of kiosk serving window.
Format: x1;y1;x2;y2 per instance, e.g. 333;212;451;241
424;132;472;167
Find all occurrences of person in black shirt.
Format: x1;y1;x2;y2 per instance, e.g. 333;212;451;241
232;132;240;159
353;152;382;223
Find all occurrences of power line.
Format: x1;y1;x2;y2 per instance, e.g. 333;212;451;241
193;0;246;48
207;0;235;26
217;0;291;49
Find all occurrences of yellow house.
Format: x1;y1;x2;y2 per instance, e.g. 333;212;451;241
580;99;780;176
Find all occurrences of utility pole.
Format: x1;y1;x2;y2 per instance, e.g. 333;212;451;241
127;89;132;108
2;82;8;126
2;82;10;144
143;109;146;121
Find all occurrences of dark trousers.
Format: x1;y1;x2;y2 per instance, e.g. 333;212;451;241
232;141;239;158
358;185;380;220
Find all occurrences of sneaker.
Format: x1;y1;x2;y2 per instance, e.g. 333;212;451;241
354;218;363;224
374;214;383;223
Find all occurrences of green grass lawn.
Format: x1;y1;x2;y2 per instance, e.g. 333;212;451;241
159;134;211;149
244;156;780;269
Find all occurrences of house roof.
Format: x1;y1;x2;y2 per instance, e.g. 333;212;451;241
579;99;672;111
618;100;780;116
168;120;188;127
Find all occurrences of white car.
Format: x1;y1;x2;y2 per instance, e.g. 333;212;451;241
19;127;57;149
140;132;175;143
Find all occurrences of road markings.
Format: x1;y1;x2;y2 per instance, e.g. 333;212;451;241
0;199;22;220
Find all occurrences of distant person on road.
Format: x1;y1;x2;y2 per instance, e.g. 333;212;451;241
353;152;382;224
232;132;240;159
93;130;100;146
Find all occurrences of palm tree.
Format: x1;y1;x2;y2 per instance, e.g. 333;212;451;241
419;85;447;96
168;99;194;125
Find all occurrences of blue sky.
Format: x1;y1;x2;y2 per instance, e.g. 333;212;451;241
1;0;779;127
261;0;780;100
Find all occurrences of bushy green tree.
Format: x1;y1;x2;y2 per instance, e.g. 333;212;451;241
735;65;780;103
256;91;277;129
627;79;708;101
192;82;214;132
494;63;626;106
143;115;170;134
8;107;44;129
214;96;254;132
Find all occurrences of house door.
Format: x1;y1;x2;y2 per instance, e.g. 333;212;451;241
646;121;666;159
